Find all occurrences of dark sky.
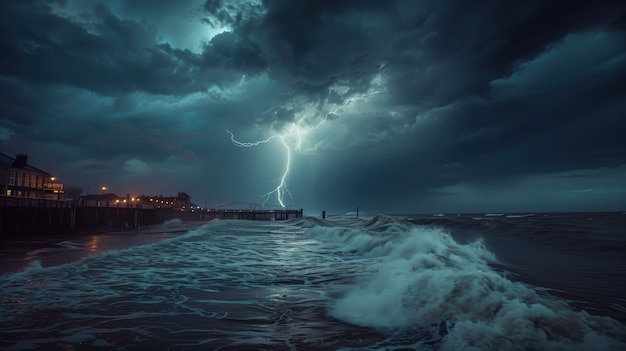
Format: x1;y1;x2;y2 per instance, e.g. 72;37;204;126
1;0;625;214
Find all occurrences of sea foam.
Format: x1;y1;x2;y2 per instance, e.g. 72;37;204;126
309;215;626;350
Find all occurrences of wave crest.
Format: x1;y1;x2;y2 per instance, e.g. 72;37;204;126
313;218;626;350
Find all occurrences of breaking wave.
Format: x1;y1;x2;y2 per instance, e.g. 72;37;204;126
309;215;626;350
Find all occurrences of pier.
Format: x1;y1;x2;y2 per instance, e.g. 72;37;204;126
0;196;303;238
0;197;177;239
180;208;303;221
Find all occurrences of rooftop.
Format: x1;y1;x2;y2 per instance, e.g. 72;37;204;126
0;152;51;176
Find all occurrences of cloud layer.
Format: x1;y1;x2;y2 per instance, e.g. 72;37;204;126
1;0;625;213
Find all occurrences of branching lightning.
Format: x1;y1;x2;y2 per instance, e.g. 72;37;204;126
226;120;325;208
226;90;379;208
226;130;276;147
268;135;292;206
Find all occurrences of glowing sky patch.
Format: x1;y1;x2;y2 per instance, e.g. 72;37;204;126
224;87;383;207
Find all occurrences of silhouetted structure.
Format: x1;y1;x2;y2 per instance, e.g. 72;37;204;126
201;208;303;220
0;197;177;238
0;152;83;200
137;192;192;210
0;195;304;238
0;153;50;198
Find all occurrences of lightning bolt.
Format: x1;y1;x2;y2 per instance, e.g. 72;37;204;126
266;134;292;207
226;121;325;208
226;90;379;208
226;129;276;147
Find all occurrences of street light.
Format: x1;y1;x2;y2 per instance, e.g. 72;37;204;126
101;186;107;194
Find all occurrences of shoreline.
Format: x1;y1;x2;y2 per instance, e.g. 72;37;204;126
0;220;209;276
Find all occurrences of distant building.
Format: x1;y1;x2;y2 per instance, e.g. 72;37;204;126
0;153;50;198
174;192;191;210
79;193;122;205
138;192;192;210
61;184;83;200
44;182;84;200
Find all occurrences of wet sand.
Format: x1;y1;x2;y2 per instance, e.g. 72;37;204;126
0;220;207;275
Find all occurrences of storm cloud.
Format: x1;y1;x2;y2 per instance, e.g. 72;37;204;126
1;0;625;213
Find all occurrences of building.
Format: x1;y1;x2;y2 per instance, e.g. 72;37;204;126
62;184;83;200
138;192;192;210
0;152;83;200
78;193;123;206
0;153;51;198
46;183;84;200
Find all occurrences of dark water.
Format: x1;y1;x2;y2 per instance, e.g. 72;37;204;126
405;212;626;323
0;213;624;350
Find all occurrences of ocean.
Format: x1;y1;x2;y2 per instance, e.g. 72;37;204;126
0;212;624;350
